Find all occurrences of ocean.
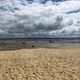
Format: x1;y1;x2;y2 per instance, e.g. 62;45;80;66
0;38;80;48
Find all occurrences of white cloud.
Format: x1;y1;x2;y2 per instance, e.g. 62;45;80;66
0;0;80;38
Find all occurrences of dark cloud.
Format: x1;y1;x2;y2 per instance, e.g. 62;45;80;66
0;0;80;38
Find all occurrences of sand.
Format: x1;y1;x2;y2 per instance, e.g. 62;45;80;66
0;48;80;80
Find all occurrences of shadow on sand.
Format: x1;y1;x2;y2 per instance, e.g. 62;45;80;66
0;43;59;51
0;44;39;51
0;43;77;51
0;43;60;51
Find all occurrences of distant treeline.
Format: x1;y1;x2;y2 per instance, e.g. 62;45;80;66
0;37;80;41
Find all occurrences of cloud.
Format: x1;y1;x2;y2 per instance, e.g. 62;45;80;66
0;0;80;38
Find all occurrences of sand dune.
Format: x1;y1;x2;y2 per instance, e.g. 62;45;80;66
0;48;80;80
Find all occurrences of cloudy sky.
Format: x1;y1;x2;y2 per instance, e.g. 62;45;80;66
0;0;80;38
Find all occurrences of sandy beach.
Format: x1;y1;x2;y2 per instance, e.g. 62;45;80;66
0;46;80;80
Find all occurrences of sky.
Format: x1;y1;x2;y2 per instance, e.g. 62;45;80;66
0;0;80;38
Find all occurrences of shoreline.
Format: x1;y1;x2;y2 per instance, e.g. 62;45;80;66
0;42;80;51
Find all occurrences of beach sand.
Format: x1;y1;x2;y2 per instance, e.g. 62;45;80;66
0;46;80;80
